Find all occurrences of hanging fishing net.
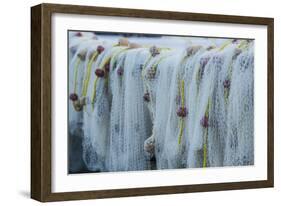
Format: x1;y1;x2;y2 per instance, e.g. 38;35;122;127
68;34;255;172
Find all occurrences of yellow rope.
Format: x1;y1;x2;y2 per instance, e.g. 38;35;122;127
141;55;153;79
91;77;99;111
99;46;124;70
90;56;109;111
202;98;210;167
209;38;217;48
160;47;171;51
141;48;171;80
181;80;185;105
81;51;98;97
178;80;185;145
73;57;81;94
237;40;248;50
218;39;232;52
178;119;184;145
90;49;117;111
100;56;111;69
151;56;168;71
203;129;208;167
177;53;194;145
110;48;129;68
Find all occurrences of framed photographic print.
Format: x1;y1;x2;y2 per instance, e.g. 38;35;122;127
31;3;274;202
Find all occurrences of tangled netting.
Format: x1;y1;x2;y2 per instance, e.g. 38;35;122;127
68;32;254;172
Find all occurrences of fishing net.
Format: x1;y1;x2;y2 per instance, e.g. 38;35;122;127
68;34;255;172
